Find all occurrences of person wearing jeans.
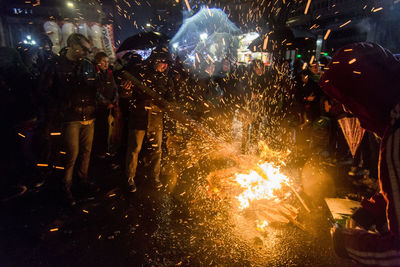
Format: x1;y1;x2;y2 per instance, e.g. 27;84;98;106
126;129;162;191
124;47;172;192
63;121;95;195
47;33;98;206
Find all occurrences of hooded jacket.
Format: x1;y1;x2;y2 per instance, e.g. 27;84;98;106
319;42;400;266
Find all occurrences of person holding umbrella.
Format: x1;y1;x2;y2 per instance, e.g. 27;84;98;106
125;47;173;192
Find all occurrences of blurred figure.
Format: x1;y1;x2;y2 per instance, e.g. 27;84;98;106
214;58;243;141
112;53;143;174
321;42;400;265
125;47;173;193
241;59;267;153
93;52;118;159
197;60;224;135
0;47;37;193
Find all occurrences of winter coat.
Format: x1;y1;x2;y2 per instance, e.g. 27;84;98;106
95;66;118;106
128;64;173;131
320;42;400;265
53;54;99;122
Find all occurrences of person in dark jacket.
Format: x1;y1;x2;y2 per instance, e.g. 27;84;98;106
214;58;243;141
125;47;173;193
241;59;268;153
50;33;98;206
93;52;118;158
320;42;400;265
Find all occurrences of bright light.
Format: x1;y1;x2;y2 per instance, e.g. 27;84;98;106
67;2;74;8
235;162;289;210
200;33;208;40
23;36;37;46
172;43;179;49
146;23;151;27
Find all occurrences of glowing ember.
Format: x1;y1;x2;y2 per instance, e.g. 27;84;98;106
235;162;289;210
256;220;269;232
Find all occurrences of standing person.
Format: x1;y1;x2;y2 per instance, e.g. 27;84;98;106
125;47;172;193
241;59;267;153
320;42;400;265
93;52;118;159
50;33;98;206
214;58;242;141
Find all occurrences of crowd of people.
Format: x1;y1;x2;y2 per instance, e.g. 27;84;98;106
0;32;380;203
1;32;399;265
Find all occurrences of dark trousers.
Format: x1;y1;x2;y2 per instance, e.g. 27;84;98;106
94;105;111;155
125;129;162;184
63;120;94;192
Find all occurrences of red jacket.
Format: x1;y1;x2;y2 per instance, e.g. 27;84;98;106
320;42;400;266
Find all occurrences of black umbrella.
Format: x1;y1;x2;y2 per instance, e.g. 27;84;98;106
117;31;170;52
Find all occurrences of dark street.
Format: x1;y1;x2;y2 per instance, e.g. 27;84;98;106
1;152;361;266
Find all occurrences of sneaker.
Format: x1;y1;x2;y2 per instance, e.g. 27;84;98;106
128;182;137;193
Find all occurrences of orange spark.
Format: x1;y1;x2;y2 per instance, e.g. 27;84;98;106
348;58;356;64
339;20;351;28
324;29;331;40
304;0;312;14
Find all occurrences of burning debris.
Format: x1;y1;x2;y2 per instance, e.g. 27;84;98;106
205;153;306;235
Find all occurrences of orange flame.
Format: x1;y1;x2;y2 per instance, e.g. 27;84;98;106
235;162;289;210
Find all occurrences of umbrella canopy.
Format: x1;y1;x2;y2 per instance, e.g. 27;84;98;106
117;31;170;52
170;7;241;75
338;117;365;157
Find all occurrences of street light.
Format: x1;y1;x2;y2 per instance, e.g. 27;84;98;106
67;1;74;8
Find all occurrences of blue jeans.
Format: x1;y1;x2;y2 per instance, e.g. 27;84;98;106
125;129;162;185
63;120;95;192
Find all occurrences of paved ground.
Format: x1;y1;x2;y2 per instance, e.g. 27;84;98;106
0;153;364;267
